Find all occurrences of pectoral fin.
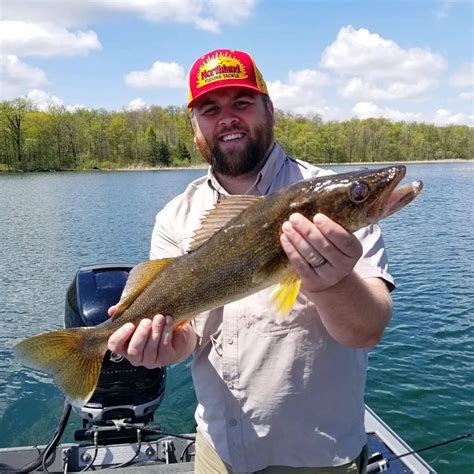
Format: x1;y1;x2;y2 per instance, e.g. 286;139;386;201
269;271;301;318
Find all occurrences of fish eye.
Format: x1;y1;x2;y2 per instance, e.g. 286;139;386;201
349;181;370;203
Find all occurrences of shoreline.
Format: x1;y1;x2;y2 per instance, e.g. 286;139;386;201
114;158;473;171
1;159;472;174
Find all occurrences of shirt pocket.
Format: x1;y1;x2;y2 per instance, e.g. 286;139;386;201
192;308;223;341
245;291;316;336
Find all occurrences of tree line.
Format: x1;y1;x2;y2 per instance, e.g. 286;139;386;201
0;98;472;172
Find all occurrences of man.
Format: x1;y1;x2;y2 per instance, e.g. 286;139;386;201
108;49;393;473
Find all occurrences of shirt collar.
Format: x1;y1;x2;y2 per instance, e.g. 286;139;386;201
206;142;287;197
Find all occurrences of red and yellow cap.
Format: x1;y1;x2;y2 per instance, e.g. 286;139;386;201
187;49;269;108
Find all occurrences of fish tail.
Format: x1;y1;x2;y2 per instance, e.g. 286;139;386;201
13;327;106;406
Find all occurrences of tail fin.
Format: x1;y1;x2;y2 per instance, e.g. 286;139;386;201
13;328;106;406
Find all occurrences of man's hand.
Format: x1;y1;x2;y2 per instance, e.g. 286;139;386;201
107;307;197;369
280;212;392;348
280;213;363;293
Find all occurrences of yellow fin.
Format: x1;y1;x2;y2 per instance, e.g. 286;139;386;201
189;195;262;252
13;328;105;406
115;259;175;316
269;271;301;318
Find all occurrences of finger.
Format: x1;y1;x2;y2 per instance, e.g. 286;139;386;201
108;305;117;317
155;316;174;367
126;319;152;363
141;315;165;368
107;322;135;354
313;214;362;259
280;233;323;282
288;214;355;269
160;316;174;348
282;217;326;268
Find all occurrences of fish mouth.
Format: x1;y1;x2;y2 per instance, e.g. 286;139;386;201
367;166;424;221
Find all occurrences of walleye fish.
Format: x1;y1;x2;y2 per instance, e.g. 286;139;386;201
14;165;422;406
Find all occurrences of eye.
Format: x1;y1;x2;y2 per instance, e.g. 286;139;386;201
202;105;218;116
234;100;251;109
349;181;370;203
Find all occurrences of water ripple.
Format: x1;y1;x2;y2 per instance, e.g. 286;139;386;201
1;165;473;471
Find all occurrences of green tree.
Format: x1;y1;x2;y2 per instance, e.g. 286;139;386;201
177;140;191;162
145;125;160;165
0;98;33;169
157;139;171;166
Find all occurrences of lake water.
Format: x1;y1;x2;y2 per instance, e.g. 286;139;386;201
0;163;472;472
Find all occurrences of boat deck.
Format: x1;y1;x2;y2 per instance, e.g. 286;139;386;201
0;406;436;473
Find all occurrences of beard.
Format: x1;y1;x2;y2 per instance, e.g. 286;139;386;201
196;113;274;178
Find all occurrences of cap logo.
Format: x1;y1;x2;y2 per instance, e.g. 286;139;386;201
196;52;248;89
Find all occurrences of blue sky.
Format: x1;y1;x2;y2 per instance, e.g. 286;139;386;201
1;0;473;125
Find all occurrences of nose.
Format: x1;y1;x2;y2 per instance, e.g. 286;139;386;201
218;107;239;128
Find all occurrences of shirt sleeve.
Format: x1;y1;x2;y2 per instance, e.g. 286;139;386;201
354;224;395;291
150;203;184;260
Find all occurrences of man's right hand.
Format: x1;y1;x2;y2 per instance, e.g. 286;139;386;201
107;307;197;369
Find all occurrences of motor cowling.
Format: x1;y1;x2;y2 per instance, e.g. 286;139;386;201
64;264;166;425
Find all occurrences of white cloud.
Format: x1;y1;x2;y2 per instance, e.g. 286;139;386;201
0;0;256;33
267;69;331;117
352;102;474;126
433;0;455;19
432;109;474;126
352;102;421;122
321;26;445;101
0;55;47;99
126;98;148;111
66;103;87;112
206;0;256;24
456;91;474;102
322;26;446;80
450;63;474;88
125;61;187;89
27;89;86;112
340;77;437;101
27;89;64;111
0;21;101;57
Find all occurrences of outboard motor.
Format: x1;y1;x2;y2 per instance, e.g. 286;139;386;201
64;264;166;440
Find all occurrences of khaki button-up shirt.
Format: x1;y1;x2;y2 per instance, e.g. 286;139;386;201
150;143;394;472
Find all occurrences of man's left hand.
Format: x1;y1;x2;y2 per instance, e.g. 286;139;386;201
280;213;363;293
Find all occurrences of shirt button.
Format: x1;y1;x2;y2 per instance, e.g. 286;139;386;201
227;381;233;389
229;418;238;427
227;338;234;345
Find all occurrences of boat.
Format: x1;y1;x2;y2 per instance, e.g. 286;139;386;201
0;264;437;473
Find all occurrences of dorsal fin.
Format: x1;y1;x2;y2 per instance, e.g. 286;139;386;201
189;195;263;252
113;259;175;317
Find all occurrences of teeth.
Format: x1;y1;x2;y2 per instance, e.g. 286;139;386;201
222;133;243;142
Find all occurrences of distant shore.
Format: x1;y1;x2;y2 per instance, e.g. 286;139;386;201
1;159;472;174
112;158;473;172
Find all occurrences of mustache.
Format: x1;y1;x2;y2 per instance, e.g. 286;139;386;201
217;123;247;135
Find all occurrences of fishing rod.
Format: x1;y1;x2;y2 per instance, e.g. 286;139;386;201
366;432;472;472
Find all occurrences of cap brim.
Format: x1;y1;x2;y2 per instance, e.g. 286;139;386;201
188;84;267;109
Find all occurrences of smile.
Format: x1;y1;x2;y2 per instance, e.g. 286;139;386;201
221;133;244;142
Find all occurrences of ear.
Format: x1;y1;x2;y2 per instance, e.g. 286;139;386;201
266;99;275;125
190;115;199;145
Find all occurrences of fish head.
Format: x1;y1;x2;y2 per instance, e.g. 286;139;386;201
302;165;423;232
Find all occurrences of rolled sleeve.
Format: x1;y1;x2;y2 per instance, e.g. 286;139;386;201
150;209;183;259
354;224;395;291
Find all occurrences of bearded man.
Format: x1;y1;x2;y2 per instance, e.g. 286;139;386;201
108;49;393;473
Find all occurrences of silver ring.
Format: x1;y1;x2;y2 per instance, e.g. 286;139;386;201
309;257;327;269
